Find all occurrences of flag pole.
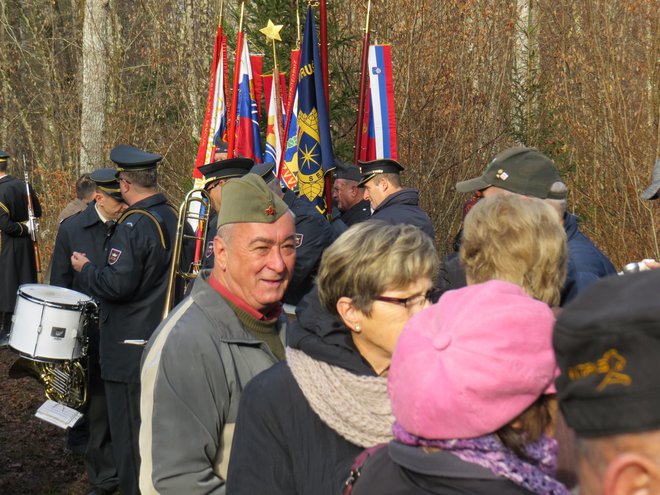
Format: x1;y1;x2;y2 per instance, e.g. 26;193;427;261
227;1;245;158
353;0;371;164
261;20;285;159
319;0;330;110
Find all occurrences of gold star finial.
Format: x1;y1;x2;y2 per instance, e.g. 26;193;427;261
260;19;283;42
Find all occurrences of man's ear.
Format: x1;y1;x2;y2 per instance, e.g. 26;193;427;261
603;453;660;495
213;235;228;271
336;296;362;333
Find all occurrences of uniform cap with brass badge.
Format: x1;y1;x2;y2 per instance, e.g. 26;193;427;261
456;147;566;200
110;144;162;173
554;269;660;437
217;173;289;227
0;149;9;164
357;158;404;187
89;168;123;201
199;157;254;189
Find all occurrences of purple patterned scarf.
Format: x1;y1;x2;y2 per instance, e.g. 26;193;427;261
393;422;570;495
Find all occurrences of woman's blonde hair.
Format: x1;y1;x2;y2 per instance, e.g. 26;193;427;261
317;220;439;316
460;194;567;306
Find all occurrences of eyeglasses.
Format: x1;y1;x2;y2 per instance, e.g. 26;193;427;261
118;176;132;185
375;287;442;309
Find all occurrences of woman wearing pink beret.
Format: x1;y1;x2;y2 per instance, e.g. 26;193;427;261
348;194;570;495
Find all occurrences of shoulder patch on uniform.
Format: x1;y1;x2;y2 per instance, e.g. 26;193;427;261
205;240;214;258
294;233;303;248
108;248;122;265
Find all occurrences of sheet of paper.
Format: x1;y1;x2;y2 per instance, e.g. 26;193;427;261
35;400;83;429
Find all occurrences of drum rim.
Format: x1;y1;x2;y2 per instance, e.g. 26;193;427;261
18;286;93;310
8;348;82;363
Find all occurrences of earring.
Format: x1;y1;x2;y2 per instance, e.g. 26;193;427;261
355;324;361;332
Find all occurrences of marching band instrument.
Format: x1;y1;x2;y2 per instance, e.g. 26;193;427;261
8;284;97;408
162;188;211;319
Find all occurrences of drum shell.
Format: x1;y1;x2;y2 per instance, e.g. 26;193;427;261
9;285;91;362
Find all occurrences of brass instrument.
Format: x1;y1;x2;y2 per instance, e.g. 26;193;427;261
163;188;211;319
9;358;88;408
8;289;97;409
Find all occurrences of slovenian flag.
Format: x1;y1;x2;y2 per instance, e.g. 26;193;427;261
359;44;398;161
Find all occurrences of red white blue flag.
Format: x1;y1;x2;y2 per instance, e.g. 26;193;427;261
359;44;398;161
235;37;263;162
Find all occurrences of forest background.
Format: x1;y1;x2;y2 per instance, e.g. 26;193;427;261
0;0;658;269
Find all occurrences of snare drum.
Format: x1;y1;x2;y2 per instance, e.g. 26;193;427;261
9;284;94;362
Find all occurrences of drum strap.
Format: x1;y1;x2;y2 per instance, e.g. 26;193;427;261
118;208;174;251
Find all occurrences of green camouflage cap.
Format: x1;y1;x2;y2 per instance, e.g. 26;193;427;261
217;173;289;227
456;147;566;200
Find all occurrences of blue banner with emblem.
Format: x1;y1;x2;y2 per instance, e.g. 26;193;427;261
296;5;334;213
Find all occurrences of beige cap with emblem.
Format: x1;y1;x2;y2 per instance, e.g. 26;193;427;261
217;173;289;227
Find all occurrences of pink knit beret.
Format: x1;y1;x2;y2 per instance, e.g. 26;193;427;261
389;279;557;439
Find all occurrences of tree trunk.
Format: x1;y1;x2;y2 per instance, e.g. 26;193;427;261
80;0;110;174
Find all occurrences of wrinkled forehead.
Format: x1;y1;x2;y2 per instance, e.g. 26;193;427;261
224;213;295;239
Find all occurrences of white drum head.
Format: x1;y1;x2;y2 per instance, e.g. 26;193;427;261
19;284;93;307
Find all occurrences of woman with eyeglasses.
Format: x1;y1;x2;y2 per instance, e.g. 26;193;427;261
225;220;439;495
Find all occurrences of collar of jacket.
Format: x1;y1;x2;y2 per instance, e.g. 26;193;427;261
127;192;168;211
288;285;377;376
374;188;420;214
191;270;286;347
388;441;503;481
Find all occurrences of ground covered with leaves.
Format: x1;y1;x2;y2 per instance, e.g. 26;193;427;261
0;348;88;494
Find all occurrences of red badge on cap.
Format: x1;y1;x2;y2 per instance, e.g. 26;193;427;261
265;205;275;216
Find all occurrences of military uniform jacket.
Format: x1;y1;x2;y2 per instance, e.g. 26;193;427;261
282;189;338;306
201;210;218;270
0;175;41;312
340;199;371;227
50;203;114;354
372;188;435;241
77;193;177;383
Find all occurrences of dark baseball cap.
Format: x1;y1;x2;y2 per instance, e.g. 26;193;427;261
553;270;660;438
456;147;566;200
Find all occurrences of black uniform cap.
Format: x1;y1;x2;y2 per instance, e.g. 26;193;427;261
199;157;254;189
358;159;404;186
333;160;361;182
0;150;9;163
90;168;123;201
249;162;277;185
554;269;660;438
111;144;162;173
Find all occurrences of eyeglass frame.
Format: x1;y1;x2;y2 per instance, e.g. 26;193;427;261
374;287;442;309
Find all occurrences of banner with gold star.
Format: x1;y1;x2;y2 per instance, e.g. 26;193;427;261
296;5;334;213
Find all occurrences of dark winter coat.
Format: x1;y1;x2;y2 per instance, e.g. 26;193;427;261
50;203;115;355
225;286;375;495
563;212;616;292
372;188;435;240
0;175;41;312
349;441;534;495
